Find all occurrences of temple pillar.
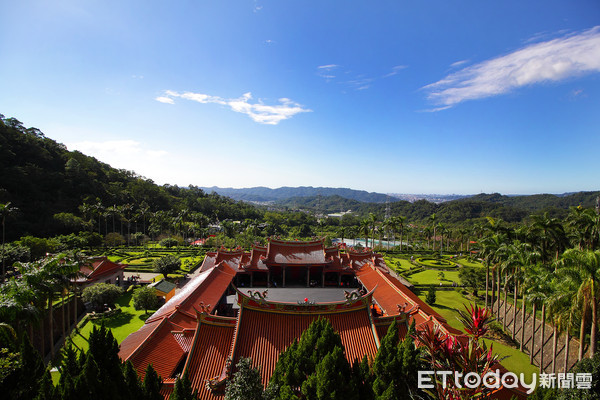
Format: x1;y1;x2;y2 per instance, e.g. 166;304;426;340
250;272;254;288
321;269;325;288
267;271;271;288
283;266;286;288
306;267;310;288
338;273;342;287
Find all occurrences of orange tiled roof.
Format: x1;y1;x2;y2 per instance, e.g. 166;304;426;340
146;261;236;324
127;319;187;380
231;298;379;386
74;256;127;283
265;239;329;265
185;315;236;400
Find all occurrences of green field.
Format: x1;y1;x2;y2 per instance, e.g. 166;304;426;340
408;269;460;285
69;289;158;354
415;287;538;376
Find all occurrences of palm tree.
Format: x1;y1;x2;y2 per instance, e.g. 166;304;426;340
1;202;18;282
549;264;581;373
359;219;370;249
429;213;437;252
529;212;567;265
524;264;553;371
458;228;468;253
368;213;378;249
480;233;506;310
396;216;406;252
561;248;600;358
501;241;533;341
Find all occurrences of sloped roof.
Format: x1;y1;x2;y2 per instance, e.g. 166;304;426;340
146;261;236;324
231;291;379;386
265;239;328;265
150;279;177;295
126;319;187;380
75;257;127;283
184;315;236;400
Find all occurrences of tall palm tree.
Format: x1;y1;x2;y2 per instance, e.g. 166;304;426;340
480;233;506;310
501;240;533;340
525;264;553;371
549;264;581;373
396;216;406;252
429;213;437;252
368;213;378;249
561;248;600;358
1;202;17;282
359;219;370;249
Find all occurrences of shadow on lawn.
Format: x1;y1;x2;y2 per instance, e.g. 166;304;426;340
91;310;135;329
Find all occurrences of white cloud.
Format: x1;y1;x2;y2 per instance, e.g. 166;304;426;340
383;65;408;78
424;26;600;108
156;91;311;125
155;96;174;104
449;60;469;68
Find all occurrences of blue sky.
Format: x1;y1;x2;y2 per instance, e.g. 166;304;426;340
1;1;599;195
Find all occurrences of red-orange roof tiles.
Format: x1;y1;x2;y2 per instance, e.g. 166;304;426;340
146;262;236;324
265;239;328;265
128;319;186;380
232;306;378;386
185;316;236;400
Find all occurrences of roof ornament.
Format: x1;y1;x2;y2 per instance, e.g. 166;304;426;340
297;298;315;306
344;290;361;304
195;302;211;315
398;302;419;315
248;289;268;303
205;357;232;392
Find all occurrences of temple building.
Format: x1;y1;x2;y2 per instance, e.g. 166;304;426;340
119;239;524;399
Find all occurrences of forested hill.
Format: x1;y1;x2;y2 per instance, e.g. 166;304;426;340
200;186;391;203
275;191;600;225
0;115;260;240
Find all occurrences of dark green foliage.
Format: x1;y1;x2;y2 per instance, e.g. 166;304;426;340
171;371;198;400
225;358;270;400
459;265;486;296
301;346;357;400
159;237;179;248
81;282;123;311
143;363;163;400
269;318;356;400
35;370;57;400
153;254;181;276
132;285;159;315
531;352;600;399
122;361;144;400
372;320;420;400
0;115;262;242
351;355;374;400
425;286;436;305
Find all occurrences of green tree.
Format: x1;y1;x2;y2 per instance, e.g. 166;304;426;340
82;283;123;312
269;318;354;399
0;202;17;281
459;266;485;297
171;371;198;400
426;286;436;305
225;358;274;400
153;254;181;277
132;286;159;315
143;364;163;400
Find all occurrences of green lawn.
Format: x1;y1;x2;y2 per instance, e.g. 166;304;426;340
415;288;538;376
408;269;460;285
456;258;484;268
68;289;157;353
